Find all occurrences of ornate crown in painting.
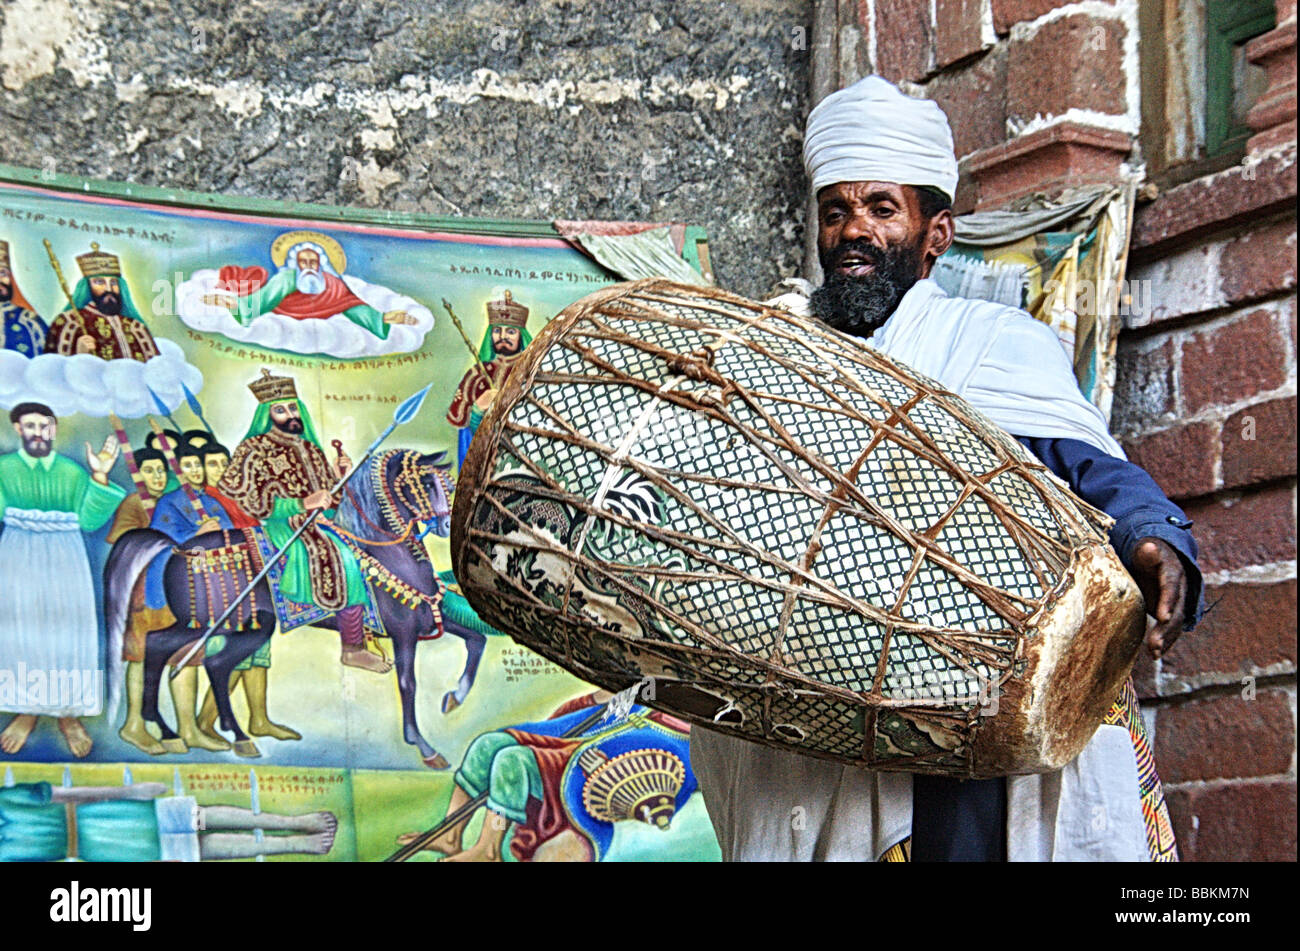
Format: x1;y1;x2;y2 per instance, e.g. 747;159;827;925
248;367;299;404
76;242;122;278
486;289;529;328
0;239;11;270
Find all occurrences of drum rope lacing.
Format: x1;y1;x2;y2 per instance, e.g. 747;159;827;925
456;280;1133;774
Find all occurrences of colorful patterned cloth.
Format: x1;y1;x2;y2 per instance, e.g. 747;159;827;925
1104;679;1179;861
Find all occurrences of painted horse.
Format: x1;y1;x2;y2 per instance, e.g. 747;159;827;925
103;449;491;767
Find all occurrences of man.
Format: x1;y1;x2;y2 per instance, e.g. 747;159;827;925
0;240;48;355
203;242;417;338
396;690;695;862
200;438;255;529
150;439;234;542
105;444;177;755
189;436;296;748
217;369;391;675
446;290;532;469
690;76;1202;862
105;446;168;543
44;243;160;361
135;436;257;752
0;403;123;758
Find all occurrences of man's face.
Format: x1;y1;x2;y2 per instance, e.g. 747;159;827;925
269;401;304;435
13;413;56;457
811;181;949;338
89;276;122;315
179;455;205;488
0;267;12;303
492;325;523;357
294;250;325;295
138;458;167;496
204;452;229;486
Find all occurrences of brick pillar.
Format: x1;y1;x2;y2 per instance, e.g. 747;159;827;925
960;4;1137;208
1245;2;1298;154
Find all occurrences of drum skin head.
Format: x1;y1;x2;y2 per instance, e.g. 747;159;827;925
452;279;1145;778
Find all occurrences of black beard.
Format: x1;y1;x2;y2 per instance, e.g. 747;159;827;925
22;437;51;457
493;339;521;357
93;292;122;315
0;283;12;303
810;239;925;339
273;418;305;435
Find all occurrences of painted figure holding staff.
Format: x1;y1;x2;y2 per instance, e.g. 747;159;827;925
444;290;533;470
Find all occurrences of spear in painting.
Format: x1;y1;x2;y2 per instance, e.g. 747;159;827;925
147;386;185;436
169;381;436;676
441;298;494;390
180;381;217;439
108;412;158;516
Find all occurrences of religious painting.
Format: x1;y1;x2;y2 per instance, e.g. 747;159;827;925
0;165;720;862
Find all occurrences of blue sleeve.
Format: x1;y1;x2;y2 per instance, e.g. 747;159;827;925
1015;435;1204;631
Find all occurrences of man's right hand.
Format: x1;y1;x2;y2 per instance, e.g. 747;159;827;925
196;517;222;535
303;489;333;511
202;293;238;311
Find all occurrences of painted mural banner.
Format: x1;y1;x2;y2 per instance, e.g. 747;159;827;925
0;166;721;862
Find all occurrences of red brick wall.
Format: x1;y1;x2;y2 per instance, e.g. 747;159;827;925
842;0;1141;210
827;0;1298;860
1118;199;1297;862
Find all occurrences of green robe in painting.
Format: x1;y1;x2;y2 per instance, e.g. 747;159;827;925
231;266;390;339
0;450;123;527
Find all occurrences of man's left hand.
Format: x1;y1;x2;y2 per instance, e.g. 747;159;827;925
1131;538;1187;659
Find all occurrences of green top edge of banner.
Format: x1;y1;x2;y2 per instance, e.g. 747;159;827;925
0;162;564;238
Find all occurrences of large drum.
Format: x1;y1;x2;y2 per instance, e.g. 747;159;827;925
451;279;1144;778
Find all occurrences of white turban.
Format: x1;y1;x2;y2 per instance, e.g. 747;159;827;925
803;76;959;201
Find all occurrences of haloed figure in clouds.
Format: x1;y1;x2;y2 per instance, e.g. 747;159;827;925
690;76;1203;863
0;403;124;758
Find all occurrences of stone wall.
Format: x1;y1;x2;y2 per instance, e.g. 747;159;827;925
829;0;1297;860
0;0;811;298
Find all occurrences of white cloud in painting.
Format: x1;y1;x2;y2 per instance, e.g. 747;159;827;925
175;269;435;359
0;339;204;420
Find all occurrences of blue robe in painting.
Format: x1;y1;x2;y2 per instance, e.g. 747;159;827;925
2;301;47;356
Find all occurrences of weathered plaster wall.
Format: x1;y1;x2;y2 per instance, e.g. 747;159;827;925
0;0;811;297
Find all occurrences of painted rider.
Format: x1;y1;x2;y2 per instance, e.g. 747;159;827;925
217;369;392;675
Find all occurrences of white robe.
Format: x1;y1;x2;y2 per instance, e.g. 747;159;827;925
0;509;101;717
690;278;1151;862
